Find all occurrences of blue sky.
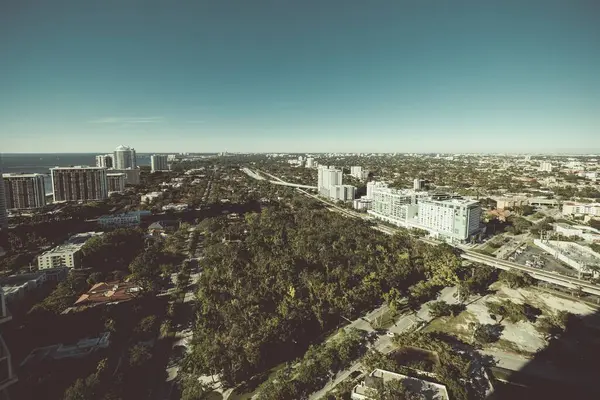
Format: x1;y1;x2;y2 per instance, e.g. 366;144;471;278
2;0;600;153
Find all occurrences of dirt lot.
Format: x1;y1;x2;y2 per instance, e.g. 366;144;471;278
423;282;600;356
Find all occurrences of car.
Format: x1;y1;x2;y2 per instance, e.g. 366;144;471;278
386;331;395;337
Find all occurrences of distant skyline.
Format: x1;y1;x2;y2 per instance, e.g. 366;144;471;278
2;1;600;153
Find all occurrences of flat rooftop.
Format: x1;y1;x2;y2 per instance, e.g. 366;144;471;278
352;369;449;400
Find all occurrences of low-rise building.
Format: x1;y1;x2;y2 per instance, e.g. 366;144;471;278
1;269;68;304
148;220;179;235
353;198;373;211
141;191;163;204
20;332;110;370
73;281;139;308
494;196;528;210
162;203;188;212
554;223;600;243
37;232;103;270
562;202;600;217
351;369;449;400
97;210;151;229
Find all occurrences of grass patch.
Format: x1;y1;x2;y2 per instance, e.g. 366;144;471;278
423;310;478;340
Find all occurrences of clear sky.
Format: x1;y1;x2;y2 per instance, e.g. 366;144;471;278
2;0;600;153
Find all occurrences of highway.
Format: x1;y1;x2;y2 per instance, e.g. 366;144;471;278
246;168;600;297
241;167;317;189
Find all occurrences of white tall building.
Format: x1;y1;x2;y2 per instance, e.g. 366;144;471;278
413;178;425;190
51;166;108;202
317;166;343;198
150;154;169;172
95;154;114;169
2;173;46;210
350;166;362;179
0;167;7;232
539;161;552;172
113;145;137;170
330;185;356;201
306;157;314;168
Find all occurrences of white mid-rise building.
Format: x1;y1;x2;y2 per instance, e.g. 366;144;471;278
150;154;169;172
2;173;46;210
367;182;482;242
37;232;103;270
413;178;425;190
51;166;108;202
306;157;314;168
539;161;553;172
317;166;343;198
113;145;137;170
417;198;482;242
330;185;356;201
562;202;600;217
95;154;113;168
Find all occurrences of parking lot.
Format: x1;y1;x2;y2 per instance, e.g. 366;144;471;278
510;243;578;277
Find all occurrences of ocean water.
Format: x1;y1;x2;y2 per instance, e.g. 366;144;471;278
0;153;150;192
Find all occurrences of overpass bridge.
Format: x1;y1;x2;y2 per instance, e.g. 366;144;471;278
461;250;600;296
242;168;317;190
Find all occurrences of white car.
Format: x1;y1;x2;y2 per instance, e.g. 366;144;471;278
386;331;395;337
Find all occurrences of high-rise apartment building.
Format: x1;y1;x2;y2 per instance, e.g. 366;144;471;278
51;166;108;202
150;154;169;172
113;145;137;170
0;167;7;233
95;154;113;169
306;157;314;168
107;173;126;193
2;173;46;210
111;168;140;185
317;166;343;197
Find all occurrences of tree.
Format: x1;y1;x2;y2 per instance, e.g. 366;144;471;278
428;301;453;318
180;375;213;400
472;323;502;344
455;281;472;303
129;344;152;367
64;373;100;400
87;271;104;286
499;270;533;289
135;315;157;336
486;300;540;323
129;246;164;293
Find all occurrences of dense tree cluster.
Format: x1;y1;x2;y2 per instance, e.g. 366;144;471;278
182;201;463;387
486;300;541;323
498;270;534;289
255;329;366;399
